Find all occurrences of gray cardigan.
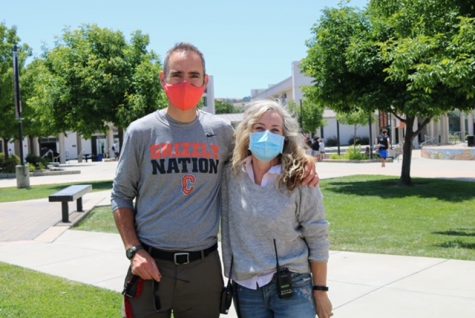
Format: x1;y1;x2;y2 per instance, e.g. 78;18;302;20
221;165;329;281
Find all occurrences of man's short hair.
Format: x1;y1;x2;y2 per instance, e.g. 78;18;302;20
163;42;206;76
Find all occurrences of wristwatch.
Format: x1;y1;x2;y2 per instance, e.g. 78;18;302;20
126;245;143;260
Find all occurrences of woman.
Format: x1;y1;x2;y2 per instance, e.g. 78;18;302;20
221;100;332;318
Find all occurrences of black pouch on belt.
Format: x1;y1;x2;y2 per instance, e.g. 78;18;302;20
123;266;140;298
220;256;234;314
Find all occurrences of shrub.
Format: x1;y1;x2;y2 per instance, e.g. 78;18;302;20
346;145;366;160
325;136;338;147
0;153;19;173
28;163;36;173
348;136;370;145
26;154;48;171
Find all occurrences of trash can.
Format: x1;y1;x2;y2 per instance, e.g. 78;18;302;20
467;135;475;147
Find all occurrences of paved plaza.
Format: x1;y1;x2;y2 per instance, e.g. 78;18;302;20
0;152;474;317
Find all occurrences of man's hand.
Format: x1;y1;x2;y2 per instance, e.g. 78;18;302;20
314;291;333;317
301;155;319;187
131;249;162;281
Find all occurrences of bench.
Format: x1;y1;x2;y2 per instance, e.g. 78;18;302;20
49;184;92;223
82;154;91;162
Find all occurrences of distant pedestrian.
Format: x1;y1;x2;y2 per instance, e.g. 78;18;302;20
318;138;325;161
112;143;119;159
376;129;391;167
311;137;320;158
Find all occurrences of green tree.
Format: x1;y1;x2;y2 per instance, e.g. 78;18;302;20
302;1;475;185
25;25;165;150
288;96;324;135
336;108;372;145
215;99;241;114
22;59;66;137
0;23;31;157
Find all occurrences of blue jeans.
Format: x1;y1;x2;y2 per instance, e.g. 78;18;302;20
233;272;316;318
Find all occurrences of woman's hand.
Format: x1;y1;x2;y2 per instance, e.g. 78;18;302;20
314;291;333;317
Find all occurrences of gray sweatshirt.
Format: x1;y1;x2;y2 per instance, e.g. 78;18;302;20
111;109;234;251
221;165;329;281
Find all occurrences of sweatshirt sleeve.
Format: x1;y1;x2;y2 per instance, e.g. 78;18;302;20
220;164;232;278
111;126;141;212
298;186;330;262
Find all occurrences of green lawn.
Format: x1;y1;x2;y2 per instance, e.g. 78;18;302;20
0;181;113;203
2;175;474;317
74;175;475;260
0;262;122;318
321;175;475;260
74;205;118;233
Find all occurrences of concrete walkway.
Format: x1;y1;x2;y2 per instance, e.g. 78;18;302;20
0;152;474;317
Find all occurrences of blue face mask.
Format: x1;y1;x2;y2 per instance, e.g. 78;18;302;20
249;130;285;162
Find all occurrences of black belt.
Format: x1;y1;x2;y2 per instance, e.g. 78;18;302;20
144;243;218;265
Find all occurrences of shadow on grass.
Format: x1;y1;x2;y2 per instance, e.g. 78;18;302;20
322;176;475;202
433;228;475;237
435;240;475;250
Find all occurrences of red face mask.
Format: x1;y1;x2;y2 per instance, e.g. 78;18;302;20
164;82;206;111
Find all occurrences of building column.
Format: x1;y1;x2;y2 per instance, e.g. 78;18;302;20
204;75;215;114
397;119;404;146
441;115;449;144
31;137;40;157
468;110;474;136
436;116;442;144
429;120;435;141
460;111;466;139
76;133;83;162
390;116;396;145
106;124;114;159
59;133;66;164
412;117;419;148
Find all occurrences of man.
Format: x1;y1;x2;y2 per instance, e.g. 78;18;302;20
111;42;318;318
376;129;391;167
311;136;320;158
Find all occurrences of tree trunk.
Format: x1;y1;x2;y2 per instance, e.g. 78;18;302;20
400;117;415;186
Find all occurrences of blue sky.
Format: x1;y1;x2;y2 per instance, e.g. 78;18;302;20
2;0;368;98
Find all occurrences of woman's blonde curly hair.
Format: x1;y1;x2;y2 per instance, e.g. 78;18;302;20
232;99;310;192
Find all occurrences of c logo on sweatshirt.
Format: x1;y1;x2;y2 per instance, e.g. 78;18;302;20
182;175;196;196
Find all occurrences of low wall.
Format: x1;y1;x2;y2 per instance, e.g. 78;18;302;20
421;145;475;160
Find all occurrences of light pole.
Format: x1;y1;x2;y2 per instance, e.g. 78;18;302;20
13;44;30;188
369;114;373;159
336;120;341;155
299;99;304;130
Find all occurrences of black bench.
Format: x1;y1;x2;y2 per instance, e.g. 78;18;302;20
82;154;92;162
49;184;92;223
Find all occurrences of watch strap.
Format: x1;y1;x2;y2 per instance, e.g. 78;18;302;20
312;285;329;292
126;245;143;260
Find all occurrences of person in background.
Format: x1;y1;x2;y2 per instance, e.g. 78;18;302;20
318;138;325;162
111;43;320;318
311;136;320;159
376;129;391;167
221;100;332;318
